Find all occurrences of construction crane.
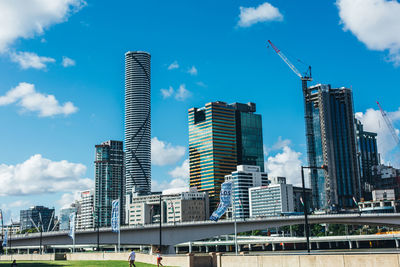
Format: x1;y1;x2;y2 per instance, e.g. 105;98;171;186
376;101;400;146
267;40;312;93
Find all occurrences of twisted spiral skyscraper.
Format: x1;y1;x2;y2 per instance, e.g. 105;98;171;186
125;51;151;196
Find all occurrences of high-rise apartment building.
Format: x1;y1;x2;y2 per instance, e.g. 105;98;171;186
76;190;94;230
225;165;269;219
94;140;124;227
356;119;379;200
304;84;360;210
125;51;151;197
188;101;264;211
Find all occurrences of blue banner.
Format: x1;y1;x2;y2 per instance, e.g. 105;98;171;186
2;229;8;247
210;181;233;221
111;199;120;233
68;213;75;240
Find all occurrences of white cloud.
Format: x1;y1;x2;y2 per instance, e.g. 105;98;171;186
151;137;186;166
238;2;283;28
0;154;93;197
62;56;76;67
265;143;303;186
169;159;189;179
0;0;86;52
196;81;207;88
57;191;81;209
168;61;179;70
0;82;78;117
9;200;30;208
161;84;192;101
160;86;174;99
355;106;400;165
10;51;55;70
152;159;190;194
336;0;400;65
175;84;192;101
264;136;291;156
187;66;198;75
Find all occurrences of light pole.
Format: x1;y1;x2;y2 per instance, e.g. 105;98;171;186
301;165;327;253
159;195;162;252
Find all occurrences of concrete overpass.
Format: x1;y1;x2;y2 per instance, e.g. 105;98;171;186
3;213;400;253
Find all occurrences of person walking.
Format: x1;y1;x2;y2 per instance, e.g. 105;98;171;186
128;249;136;267
156;250;164;267
10;260;17;267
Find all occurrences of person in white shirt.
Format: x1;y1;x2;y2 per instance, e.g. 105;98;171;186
128;249;136;267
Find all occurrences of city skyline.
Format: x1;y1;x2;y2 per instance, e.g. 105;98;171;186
1;0;400;223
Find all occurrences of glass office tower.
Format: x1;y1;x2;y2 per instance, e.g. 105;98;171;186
188;101;264;212
356;119;379;200
304;84;360;210
94;140;124;226
189;102;238;211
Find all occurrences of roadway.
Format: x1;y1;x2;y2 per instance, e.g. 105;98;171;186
2;213;400;254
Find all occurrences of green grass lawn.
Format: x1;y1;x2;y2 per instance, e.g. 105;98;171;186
0;261;159;267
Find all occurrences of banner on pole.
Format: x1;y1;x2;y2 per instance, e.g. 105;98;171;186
68;213;75;240
2;229;8;247
111;199;120;233
210;181;233;221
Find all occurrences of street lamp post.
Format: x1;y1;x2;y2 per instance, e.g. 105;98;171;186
301;165;327;253
159;195;162;252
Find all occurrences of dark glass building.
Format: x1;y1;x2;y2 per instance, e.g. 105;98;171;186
304;84;360;210
188;101;264;212
355;119;380;200
231;102;264;171
20;206;55;232
94;140;125;226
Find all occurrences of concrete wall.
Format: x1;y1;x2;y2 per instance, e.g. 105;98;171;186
0;254;55;261
217;254;400;267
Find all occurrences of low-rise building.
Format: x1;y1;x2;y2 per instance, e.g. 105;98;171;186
1;222;20;235
358;189;399;213
128;188;209;225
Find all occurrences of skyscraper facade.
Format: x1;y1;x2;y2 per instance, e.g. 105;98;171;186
188;101;265;212
125;51;151;197
356;119;379;200
189;101;238;211
94;140;124;227
231;102;264;171
304;84;360;210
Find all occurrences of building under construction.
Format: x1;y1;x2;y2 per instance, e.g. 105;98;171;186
304;84;360;210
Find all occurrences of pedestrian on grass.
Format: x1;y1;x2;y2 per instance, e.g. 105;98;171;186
128;249;136;267
156;250;164;267
11;260;17;267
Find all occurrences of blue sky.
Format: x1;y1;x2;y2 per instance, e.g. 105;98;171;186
1;0;400;223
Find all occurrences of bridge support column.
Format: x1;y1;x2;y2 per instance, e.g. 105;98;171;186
27;248;30;254
238;245;241;252
114;245;117;252
140;245;143;252
282;243;285;250
215;245;218;252
262;244;265;250
225;245;229;252
348;241;352;249
176;246;179;254
336;242;339;248
294;243;296;250
395;239;399;248
248;244;252;251
206;246;209;253
328;242;332;249
189;242;192;253
199;246;202;252
272;243;276;251
356;241;360;249
316;242;320;249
